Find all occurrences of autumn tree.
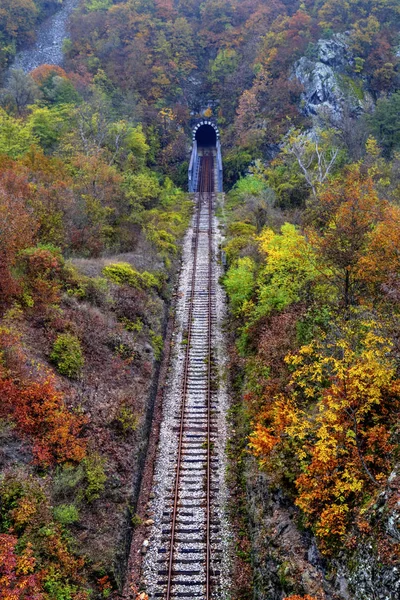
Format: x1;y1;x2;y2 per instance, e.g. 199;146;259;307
0;0;38;47
31;64;68;85
0;534;44;600
307;166;386;308
254;223;320;318
0;108;36;157
250;319;400;552
0;173;36;307
357;203;400;298
17;245;64;310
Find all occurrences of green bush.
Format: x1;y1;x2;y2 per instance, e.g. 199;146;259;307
83;453;107;502
43;572;80;600
116;405;139;434
145;227;178;257
227;221;257;237
131;513;143;528
54;458;106;504
119;317;143;333
54;463;86;497
224;236;255;264
103;262;159;290
53;504;80;525
50;333;84;378
150;331;163;361
224;257;256;315
230;175;268;199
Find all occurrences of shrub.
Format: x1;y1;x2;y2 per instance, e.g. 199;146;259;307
54;459;107;505
224;235;255;264
119;317;143;333
227;221;257;237
82;454;107;502
0;473;88;598
150;332;163;361
114;342;135;361
224;257;256;315
54;464;86;498
103;262;159;290
0;534;44;599
145;227;178;258
116;405;139;434
18;245;64;309
0;374;87;466
53;504;80;525
50;333;84;379
131;513;143;528
84;277;110;306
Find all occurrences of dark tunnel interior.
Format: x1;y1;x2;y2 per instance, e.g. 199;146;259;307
195;124;217;147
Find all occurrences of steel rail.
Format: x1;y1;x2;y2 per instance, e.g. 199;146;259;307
205;153;214;600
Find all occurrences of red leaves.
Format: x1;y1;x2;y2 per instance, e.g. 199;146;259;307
0;534;44;600
0;374;87;466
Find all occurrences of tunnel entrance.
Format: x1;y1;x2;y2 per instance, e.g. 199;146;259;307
189;120;222;192
195;124;217;147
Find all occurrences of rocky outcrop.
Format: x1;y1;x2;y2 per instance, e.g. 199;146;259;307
293;33;366;120
343;467;400;600
246;459;400;600
245;460;334;600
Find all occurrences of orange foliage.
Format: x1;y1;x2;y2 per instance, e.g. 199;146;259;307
0;474;89;599
30;64;68;85
0;0;38;45
307;167;387;307
357;203;400;289
0;374;87;466
250;323;400;552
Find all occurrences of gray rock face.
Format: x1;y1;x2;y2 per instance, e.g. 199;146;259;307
347;549;400;600
345;467;400;600
246;458;400;600
11;0;79;73
294;33;359;118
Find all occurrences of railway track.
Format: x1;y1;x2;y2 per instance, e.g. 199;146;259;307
143;151;230;599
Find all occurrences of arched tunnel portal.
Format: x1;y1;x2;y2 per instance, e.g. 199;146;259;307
195;124;217;147
192;120;220;148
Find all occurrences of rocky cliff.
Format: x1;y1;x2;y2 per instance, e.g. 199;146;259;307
293;33;370;120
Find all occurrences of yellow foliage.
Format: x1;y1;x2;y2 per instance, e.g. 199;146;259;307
249;318;399;550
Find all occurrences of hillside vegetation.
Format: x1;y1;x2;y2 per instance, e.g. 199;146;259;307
1;0;400;599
